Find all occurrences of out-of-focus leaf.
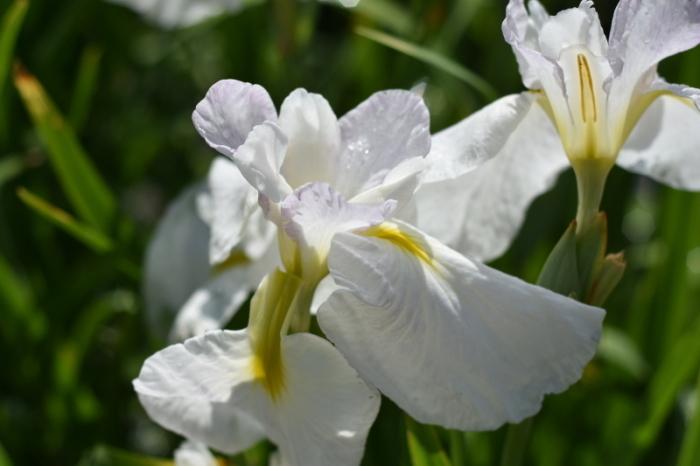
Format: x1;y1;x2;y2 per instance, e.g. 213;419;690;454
14;66;116;231
597;327;649;380
69;46;102;132
0;0;29;143
353;0;414;35
500;418;533;466
0;154;25;187
16;187;114;253
635;316;700;447
405;417;452;466
0;253;45;340
678;372;700;466
0;440;15;466
355;26;498;101
79;446;173;466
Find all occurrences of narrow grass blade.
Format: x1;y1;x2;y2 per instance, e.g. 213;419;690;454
0;253;45;340
635;316;700;448
17;187;113;253
405;416;452;466
0;0;30;144
355;26;498;101
597;327;649;381
678;371;700;466
0;442;14;466
14;66;116;231
69;46;102;132
353;0;414;35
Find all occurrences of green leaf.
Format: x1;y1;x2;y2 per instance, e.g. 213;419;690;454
635;316;700;447
0;154;25;188
17;186;114;253
500;418;533;466
677;371;700;466
597;327;648;381
405;416;452;466
79;446;173;466
69;46;102;132
355;26;498;101
0;440;15;466
0;0;29;143
14;66;116;232
536;221;579;296
353;0;414;35
0;253;45;340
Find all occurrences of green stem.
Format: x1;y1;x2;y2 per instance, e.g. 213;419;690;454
500;418;533;466
677;370;700;466
572;158;612;236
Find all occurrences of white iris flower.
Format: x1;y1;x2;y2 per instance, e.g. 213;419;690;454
134;80;605;466
415;0;700;255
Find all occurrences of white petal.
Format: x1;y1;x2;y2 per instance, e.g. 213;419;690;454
318;221;604;430
278;89;341;189
235;122;293;204
193;80;277;158
310;275;341;316
198;157;260;265
280;182;395;270
618;93;700;190
414;101;568;262
109;0;243;28
134;330;380;466
133;330;266;454
144;184;210;337
421;93;535;184
334;90;431;198
174;441;217;466
537;2;607;60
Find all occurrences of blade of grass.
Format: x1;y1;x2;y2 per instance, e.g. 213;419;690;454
355;26;498;101
17;187;113;253
0;0;29;145
0;253;45;340
69;46;102;132
405;416;452;466
678;371;700;466
14;65;116;232
353;0;414;35
0;442;14;466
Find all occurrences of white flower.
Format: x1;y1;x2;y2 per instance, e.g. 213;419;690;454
173;439;288;466
108;0;359;29
144;158;278;342
415;0;700;255
134;80;605;466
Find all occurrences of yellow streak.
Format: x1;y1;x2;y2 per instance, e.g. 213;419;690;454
363;223;434;268
577;54;597;123
211;250;249;275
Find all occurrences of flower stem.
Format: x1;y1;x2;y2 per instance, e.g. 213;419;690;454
572;158;612;236
500;418;533;466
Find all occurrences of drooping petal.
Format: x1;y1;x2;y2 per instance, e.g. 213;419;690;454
174;441;217;466
134;330;380;466
234;122;293;204
414;101;568;262
334;90;431;198
144;184;211;338
133;330;266;454
109;0;243;28
617;93;700;190
280;182;395;278
193;80;277;158
278;89;341;189
197;157;259;265
318;221;604;430
421;93;535;184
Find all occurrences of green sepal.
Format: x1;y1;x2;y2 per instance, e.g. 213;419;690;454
536;220;579;296
586;252;626;306
574;212;608;295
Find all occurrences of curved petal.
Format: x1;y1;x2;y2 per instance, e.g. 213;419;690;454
414;101;568;262
278;89;341;189
144;184;211;337
421;93;535;184
198;157;259;265
318;221;604;431
618;94;700;190
174;441;217;466
133;330;266;454
109;0;243;28
334;90;431;198
193;80;277;158
134;330;380;466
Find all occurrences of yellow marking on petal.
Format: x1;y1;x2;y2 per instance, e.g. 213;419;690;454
211;250;249;275
577;54;597;123
247;268;302;401
363;223;435;268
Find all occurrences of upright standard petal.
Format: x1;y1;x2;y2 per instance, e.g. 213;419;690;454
334;90;431;198
278;89;341;189
415;101;568;262
318;221;604;430
134;330;380;466
144;184;211;337
193;80;277;158
617;94;700;190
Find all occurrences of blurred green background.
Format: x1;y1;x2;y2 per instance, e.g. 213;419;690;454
1;0;700;465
